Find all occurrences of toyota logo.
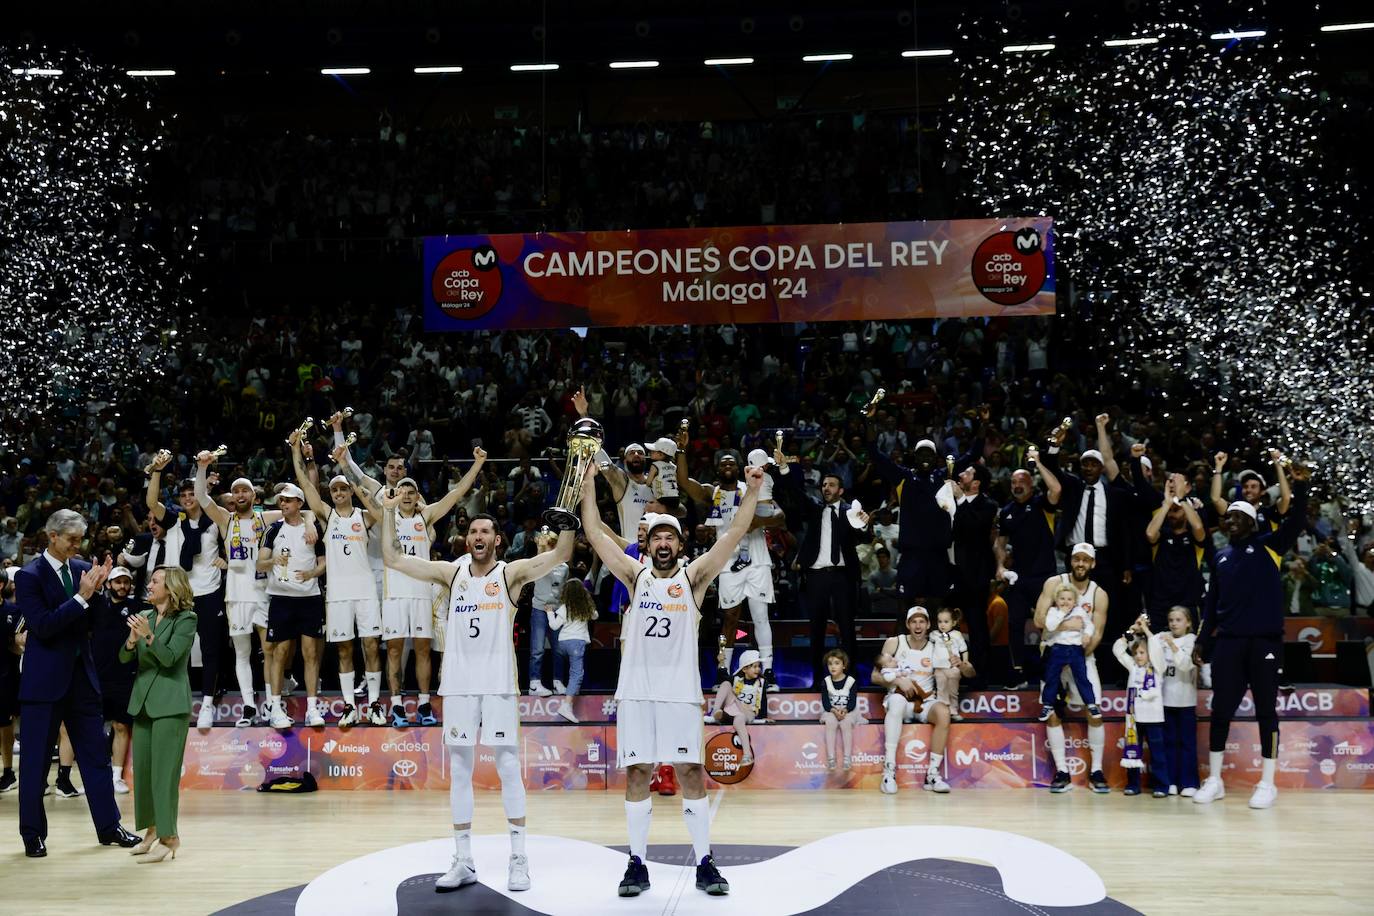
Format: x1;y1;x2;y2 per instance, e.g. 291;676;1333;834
392;759;419;778
1066;756;1087;776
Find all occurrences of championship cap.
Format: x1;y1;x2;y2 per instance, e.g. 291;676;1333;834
1139;456;1153;472
1227;500;1258;520
914;439;937;452
1237;469;1264;486
109;566;132;581
648;437;678;458
278;483;305;501
906;605;930;622
643;512;682;539
1081;449;1105;464
623;443;647;457
746;448;774;468
396;476;419;490
229;477;254;491
328;475;349;487
1071;542;1096;558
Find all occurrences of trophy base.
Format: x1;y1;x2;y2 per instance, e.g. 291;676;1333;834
541;507;582;532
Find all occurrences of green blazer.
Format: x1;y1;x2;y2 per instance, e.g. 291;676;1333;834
119;609;197;719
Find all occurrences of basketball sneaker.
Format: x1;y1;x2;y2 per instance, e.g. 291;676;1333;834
880;763;898;795
1037;704;1054;722
695;854;729;896
1193;776;1225;804
1086;703;1102;717
763;668;780;693
651;764;677;796
1049;771;1072;793
529;680;553;697
923;772;951;793
196;701;215;729
113;776;130;795
553;680;567;695
235;705;258;728
338;704;360;728
269;702;293;730
415;703;438;726
368;701;388;726
1089;770;1110;794
508;853;531;891
1180;786;1198;798
305;707;326;728
0;769;16;793
435;855;477;893
1248;782;1277;809
618;855;651;897
390;705;409;728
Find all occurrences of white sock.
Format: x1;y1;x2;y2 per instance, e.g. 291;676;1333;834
625;798;652;860
111;764;122;779
419;693;431;706
232;634;255;708
1209;750;1224;780
365;671;382;704
1046;725;1068;771
340;670;355;700
307;696;319;714
268;693;280;711
509;823;527;856
1088;724;1105;773
682;796;711;861
928;752;944;777
453;827;472;860
1260;758;1276;785
391;695;403;710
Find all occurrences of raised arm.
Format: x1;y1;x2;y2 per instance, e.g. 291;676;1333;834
1145;478;1172;545
1095;413;1120;482
688;465;764;590
332;420;383;504
1266;480;1310;557
145;451;171;514
291;438;333;521
194;453;232;529
1028;445;1061;505
580;464;645;585
422;447;487;526
1270;448;1292;518
506;530;575;594
673;427;712;505
379;488;457;587
1209;451;1229;516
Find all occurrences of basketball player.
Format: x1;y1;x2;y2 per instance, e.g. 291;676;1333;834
256;484;327;728
147;451;226;728
1032;543;1111;794
378;489;573;894
873;606;964;795
582;462;766;899
571;387;653;539
1193;465;1308;809
288;437;386;727
676;438;786;688
330;414;417;598
345;443;486;727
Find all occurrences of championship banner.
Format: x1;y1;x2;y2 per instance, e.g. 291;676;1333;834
423;218;1055;330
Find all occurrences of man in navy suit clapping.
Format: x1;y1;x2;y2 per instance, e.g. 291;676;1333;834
14;509;140;857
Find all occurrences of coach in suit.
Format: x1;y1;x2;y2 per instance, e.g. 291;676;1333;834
787;466;866;684
15;509;140;857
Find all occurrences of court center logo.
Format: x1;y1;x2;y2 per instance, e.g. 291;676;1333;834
432;244;502;320
705;731;753;784
971;228;1048;306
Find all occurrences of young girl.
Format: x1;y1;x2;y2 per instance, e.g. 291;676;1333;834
546;578;597;723
819;649;858;771
705;649;766;766
1113;615;1168;797
1154;606;1199;796
934;608;971;722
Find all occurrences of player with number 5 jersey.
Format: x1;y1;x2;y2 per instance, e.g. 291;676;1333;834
379;487;572;897
581;460;766;901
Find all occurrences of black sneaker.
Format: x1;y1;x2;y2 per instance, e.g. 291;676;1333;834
0;769;15;793
617;854;651;897
695;854;729;896
1086;703;1102;717
1049;770;1072;793
1037;704;1054;722
1089;770;1110;794
54;778;84;798
763;668;780;693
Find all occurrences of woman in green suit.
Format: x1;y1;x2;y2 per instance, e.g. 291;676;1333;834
120;565;197;863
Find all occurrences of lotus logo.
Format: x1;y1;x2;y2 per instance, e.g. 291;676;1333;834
1066;756;1087;776
392;759;419;778
800;742;819;761
954;748;979;766
903;739;927;763
1297;627;1323;647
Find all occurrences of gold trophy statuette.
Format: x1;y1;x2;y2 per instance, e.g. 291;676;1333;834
543;417;606;531
861;388;887;418
946;454;956;477
275;547;293;583
1048;416;1072;444
143;448;172;475
209;444;228;458
286;417;315;446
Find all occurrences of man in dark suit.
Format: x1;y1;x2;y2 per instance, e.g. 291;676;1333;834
15;509;139;857
950;464;999;674
788;468;866;684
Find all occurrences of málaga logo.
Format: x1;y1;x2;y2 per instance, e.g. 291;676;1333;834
667;583;684;598
485;581;500;596
432;244;502;320
971;227;1048;306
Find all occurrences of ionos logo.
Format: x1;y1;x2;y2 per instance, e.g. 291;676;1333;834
1345;762;1374;772
382;741;431;753
392;759;419;777
1066;756;1087;776
1333;741;1366;756
971;228;1049;306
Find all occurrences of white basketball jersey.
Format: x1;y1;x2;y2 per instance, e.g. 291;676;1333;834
384;509;432;599
706;483;770;570
224;512;268;603
438;556;518;696
325;508;375;601
617;476;653;540
616;565;702;703
892;635;949;695
264;520;321;598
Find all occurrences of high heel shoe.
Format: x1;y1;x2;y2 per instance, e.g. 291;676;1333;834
136;840;178;863
130;835;158;856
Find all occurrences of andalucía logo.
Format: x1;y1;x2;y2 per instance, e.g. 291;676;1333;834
432;244;502;320
971;228;1047;306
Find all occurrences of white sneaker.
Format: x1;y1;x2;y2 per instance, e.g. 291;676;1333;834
435;855;477;893
880;764;898;795
269;703;293;729
1248;782;1278;809
508;853;531;891
1193;777;1225;804
1168;784;1179;796
113;777;130;795
282;675;299;697
196;702;214;729
529;681;553;697
924;773;951;794
1180;787;1198;798
557;700;579;724
553;680;567;695
305;708;326;727
338;704;360;727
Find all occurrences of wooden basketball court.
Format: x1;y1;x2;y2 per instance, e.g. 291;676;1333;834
6;786;1372;914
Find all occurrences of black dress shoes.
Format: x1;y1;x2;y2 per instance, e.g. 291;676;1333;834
24;836;47;858
98;825;142;848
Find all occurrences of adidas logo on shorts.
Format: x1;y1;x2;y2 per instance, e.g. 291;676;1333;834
495;731;505;738
677;747;688;754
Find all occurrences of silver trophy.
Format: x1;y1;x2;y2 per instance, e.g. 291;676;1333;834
543;417;606;531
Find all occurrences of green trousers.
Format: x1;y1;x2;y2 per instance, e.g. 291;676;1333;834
132;713;188;837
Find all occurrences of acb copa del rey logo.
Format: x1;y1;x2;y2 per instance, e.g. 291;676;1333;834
971;227;1048;306
433;244;503;320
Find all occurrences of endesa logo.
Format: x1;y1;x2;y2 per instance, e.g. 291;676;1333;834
382;740;431;753
971;227;1048;306
433;244;502;320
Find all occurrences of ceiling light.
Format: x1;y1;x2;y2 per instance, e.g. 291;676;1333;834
321;67;370;75
414;66;463;74
609;60;659;69
704;57;754;66
1103;37;1159;47
902;49;954;58
511;63;559;72
1002;43;1056;53
802;53;853;62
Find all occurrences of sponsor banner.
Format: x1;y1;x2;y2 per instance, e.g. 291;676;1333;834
474;727;611;791
1286;617;1339;656
423;219;1055;331
1201;721;1374;790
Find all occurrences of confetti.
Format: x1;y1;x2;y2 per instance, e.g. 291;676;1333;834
946;4;1374;511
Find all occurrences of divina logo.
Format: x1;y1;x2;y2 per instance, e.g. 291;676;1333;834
382;741;431;753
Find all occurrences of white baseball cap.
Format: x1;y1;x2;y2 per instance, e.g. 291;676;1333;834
1071;542;1096;558
1139;456;1153;472
643;512;682;538
109;566;133;581
914;439;937;452
328;475;349;487
746;448;774;468
1227;500;1258;521
229;477;255;491
1081;449;1105;464
906;605;930;622
623;443;647;457
278;483;305;501
733;649;762;674
648;437;678;458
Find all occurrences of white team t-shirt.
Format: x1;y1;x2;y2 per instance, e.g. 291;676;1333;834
616;565;702;704
263;520;322;598
439;556;518;696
